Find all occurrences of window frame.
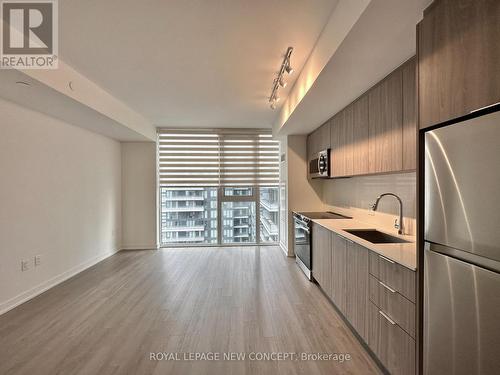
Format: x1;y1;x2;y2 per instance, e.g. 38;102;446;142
157;128;280;248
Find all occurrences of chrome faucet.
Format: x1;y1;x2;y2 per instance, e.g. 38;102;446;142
370;193;404;235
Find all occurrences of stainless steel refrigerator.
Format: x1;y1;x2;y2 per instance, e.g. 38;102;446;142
424;107;500;375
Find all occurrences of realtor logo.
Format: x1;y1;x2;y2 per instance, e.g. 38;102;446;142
1;0;58;69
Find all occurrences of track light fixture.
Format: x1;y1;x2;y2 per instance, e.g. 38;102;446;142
268;46;293;110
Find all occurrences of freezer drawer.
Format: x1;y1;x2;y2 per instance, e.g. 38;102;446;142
424;249;500;375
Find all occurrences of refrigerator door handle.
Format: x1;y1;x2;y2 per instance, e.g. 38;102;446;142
426;241;500;274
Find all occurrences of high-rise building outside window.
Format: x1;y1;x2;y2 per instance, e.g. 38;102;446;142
158;129;280;246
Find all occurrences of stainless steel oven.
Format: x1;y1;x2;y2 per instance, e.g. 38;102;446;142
293;211;351;280
309;149;330;178
293;213;312;279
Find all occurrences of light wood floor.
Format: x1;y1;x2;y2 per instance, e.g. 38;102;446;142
0;246;381;375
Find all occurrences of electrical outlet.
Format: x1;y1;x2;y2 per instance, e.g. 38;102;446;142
34;255;41;266
21;260;30;272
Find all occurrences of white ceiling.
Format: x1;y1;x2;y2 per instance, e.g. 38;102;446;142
277;0;432;135
58;0;339;129
0;70;151;141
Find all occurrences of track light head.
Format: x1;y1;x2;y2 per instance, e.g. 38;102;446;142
268;46;293;110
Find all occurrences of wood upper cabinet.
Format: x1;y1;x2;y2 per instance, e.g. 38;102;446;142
330;112;342;177
402;57;417;170
368;69;403;174
319;121;331;151
306;133;314;161
308;56;416;177
331;105;354;178
418;0;500;129
307;120;331;160
345;241;369;342
352;95;369;175
312;224;332;296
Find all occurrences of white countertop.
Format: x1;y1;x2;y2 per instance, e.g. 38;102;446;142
311;218;417;270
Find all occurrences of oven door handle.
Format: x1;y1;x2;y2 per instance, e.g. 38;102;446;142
294;219;310;233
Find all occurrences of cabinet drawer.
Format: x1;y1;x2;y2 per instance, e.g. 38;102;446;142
369;302;415;375
369;275;415;338
369;252;416;302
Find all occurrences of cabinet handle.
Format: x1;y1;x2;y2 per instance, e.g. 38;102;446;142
379;281;396;293
379;255;395;264
379;310;396;325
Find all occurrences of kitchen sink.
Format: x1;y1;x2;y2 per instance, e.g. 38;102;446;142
344;229;411;244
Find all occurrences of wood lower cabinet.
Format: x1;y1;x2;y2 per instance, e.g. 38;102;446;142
369;251;416;303
369;275;415;338
331;234;347;312
418;0;500;129
368;69;403;174
312;226;417;375
345;241;370;342
312;224;332;296
369;302;416;375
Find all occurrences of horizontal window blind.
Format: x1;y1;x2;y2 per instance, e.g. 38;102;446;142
158;129;280;187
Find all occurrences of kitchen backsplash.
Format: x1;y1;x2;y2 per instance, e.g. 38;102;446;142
322;172;416;236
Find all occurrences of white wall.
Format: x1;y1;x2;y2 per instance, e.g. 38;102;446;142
121;143;157;250
0;98;122;314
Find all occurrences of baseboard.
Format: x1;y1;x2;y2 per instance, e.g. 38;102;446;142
120;244;158;251
279;243;292;257
0;249;118;316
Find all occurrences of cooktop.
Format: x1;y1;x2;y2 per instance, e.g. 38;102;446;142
296;211;352;220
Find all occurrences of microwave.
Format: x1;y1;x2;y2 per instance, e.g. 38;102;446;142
309;149;330;178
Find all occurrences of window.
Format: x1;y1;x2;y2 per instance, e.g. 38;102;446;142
224;187;253;197
259;187;279;243
160;187;217;245
158;129;280;246
222;201;256;243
